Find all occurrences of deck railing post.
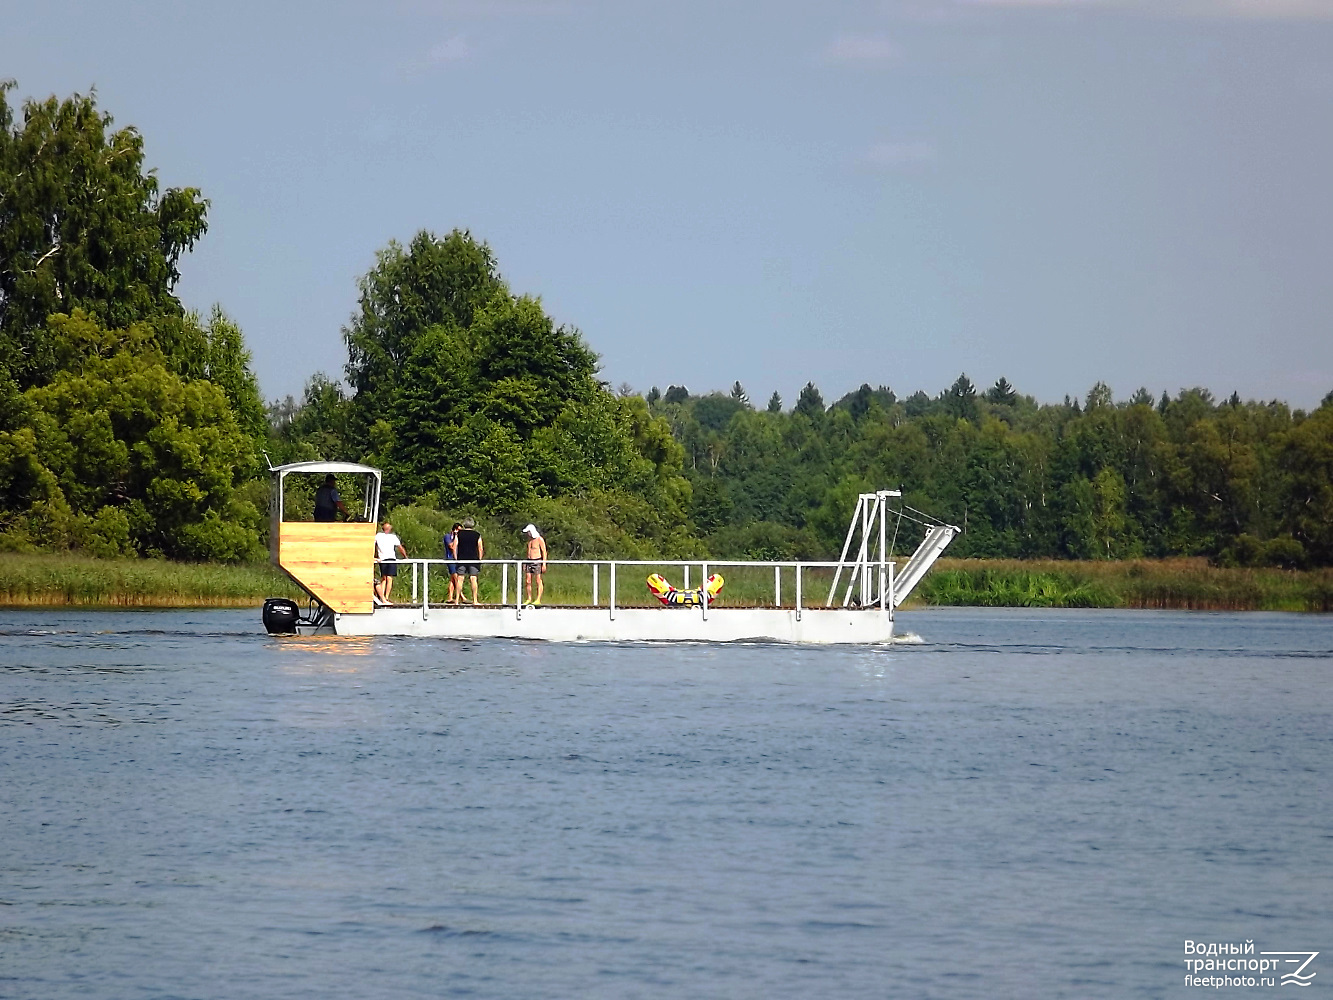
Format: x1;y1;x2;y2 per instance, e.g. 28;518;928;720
701;561;708;621
888;562;895;616
774;565;781;608
593;563;599;607
412;562;418;604
516;560;522;619
795;563;802;621
423;562;429;619
502;562;508;607
879;495;887;608
684;564;690;590
609;561;616;620
860;500;872;608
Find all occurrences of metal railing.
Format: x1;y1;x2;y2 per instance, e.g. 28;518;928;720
389;558;897;621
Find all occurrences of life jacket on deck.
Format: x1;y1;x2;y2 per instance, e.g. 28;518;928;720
645;573;724;607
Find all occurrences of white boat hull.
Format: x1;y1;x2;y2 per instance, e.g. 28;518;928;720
327;606;895;644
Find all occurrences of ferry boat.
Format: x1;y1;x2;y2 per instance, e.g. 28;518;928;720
260;461;957;643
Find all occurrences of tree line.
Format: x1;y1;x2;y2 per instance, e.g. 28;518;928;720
3;84;1330;567
647;376;1333;568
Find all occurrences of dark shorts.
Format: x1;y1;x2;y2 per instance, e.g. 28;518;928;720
378;561;398;577
458;563;480;577
446;564;460;575
524;562;545;575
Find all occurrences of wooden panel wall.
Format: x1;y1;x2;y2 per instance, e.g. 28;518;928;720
278;522;376;614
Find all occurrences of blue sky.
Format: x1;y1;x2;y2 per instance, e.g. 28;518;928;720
5;0;1333;407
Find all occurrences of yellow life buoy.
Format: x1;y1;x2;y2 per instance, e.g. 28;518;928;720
645;573;724;607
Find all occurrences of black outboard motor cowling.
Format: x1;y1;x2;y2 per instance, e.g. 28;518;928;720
262;598;301;634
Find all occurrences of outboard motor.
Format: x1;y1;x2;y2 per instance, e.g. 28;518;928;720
262;597;301;634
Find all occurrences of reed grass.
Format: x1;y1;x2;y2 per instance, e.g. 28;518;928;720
0;553;302;607
1;552;1328;612
917;558;1333;612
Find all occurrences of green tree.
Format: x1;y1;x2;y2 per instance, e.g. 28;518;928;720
1276;406;1333;564
846;383;873;421
342;229;505;445
386;292;599;499
903;390;934;418
1089;466;1130;558
0;322;260;559
691;477;734;532
1057;475;1097;559
203;306;266;454
945;373;979;422
1085;381;1114;411
795;381;824;418
0;83;208;389
693;393;746;433
336;233;692;551
984;377;1017;406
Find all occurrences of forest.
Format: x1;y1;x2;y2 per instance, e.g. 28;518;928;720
3;85;1332;570
643;376;1333;568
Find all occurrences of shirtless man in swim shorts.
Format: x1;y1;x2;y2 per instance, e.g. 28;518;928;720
522;524;547;607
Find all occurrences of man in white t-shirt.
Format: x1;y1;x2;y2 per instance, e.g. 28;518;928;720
374;521;407;604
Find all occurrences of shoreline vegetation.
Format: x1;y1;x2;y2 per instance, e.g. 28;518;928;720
919;558;1332;612
1;554;1328;612
4;84;1332;584
0;554;302;608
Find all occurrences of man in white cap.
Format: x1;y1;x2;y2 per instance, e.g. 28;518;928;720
522;524;547;607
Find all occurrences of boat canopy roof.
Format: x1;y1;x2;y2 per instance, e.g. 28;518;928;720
268;460;383;528
269;460;382;477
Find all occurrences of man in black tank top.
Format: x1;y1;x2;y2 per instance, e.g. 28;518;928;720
454;517;484;605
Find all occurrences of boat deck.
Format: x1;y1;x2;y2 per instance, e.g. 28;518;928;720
330;603;896;644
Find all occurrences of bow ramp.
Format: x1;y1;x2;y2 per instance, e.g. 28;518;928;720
826;492;958;610
892;523;957;608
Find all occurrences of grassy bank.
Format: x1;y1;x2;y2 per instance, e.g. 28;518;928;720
916;558;1333;612
0;553;301;607
1;553;1328;612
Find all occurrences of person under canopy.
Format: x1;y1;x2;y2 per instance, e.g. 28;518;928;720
313;474;350;522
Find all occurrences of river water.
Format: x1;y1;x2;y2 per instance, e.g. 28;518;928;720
1;608;1329;998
